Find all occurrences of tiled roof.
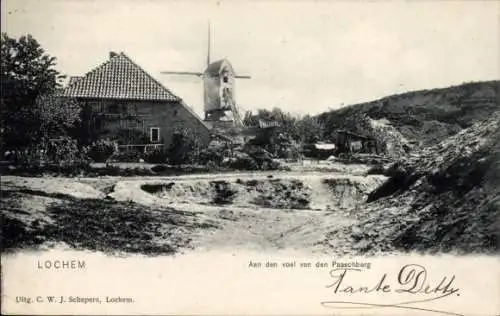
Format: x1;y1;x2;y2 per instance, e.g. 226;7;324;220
336;129;373;140
68;76;82;85
60;52;180;101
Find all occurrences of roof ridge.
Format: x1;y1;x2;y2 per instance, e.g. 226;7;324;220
67;75;84;87
65;54;118;89
118;52;180;101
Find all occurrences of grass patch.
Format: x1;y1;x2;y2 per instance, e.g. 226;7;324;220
1;196;219;256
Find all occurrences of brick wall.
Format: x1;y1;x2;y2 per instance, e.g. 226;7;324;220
82;99;210;148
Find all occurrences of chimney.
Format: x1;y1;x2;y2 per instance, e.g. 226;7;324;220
109;51;118;59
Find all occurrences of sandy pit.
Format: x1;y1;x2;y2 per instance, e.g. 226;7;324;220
1;171;386;255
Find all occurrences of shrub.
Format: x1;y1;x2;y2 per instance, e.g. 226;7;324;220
44;136;90;167
264;159;281;171
144;148;167;164
12;136;90;173
198;147;226;166
167;129;205;165
17;146;45;166
279;142;302;161
205;160;221;171
211;181;237;204
197;139;233;166
243;145;276;169
109;150;143;163
87;139;117;163
226;152;259;170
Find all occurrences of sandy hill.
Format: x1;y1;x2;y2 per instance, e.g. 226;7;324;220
318;80;500;254
326;111;500;254
317;80;499;147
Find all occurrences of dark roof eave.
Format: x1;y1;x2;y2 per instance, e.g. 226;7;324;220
58;95;181;103
336;130;373;140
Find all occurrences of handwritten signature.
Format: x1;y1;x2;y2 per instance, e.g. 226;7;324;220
321;264;462;316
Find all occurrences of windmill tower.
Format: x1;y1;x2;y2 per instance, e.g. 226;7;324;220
161;22;251;128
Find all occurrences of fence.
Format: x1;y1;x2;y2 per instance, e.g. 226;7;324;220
117;144;165;153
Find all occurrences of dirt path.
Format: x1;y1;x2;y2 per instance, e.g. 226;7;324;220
172;206;350;254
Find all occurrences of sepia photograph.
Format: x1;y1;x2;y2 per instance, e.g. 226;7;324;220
1;0;499;315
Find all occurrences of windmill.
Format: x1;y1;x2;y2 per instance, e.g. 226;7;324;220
161;23;251;128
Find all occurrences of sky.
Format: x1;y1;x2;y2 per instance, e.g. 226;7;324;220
2;0;499;117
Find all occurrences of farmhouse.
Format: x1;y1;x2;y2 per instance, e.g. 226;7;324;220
60;52;210;152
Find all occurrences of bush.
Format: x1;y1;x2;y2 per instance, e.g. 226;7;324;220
167;129;205;165
198;147;226;166
17;146;45;166
244;145;273;159
8;136;90;174
144;148;167;164
279;142;302;161
43;137;90;167
243;145;278;169
225;152;259;170
262;159;281;171
109;150;143;163
88;139;117;163
211;181;237;204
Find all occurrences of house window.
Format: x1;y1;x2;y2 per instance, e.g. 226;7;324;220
150;127;160;143
223;76;228;83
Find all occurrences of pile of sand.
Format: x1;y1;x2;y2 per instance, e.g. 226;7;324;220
325;113;500;255
133;175;385;211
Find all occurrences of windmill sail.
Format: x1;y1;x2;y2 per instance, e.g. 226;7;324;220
207;21;211;68
160;71;204;76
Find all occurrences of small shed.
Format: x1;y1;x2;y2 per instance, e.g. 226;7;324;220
301;142;336;159
335;130;380;154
